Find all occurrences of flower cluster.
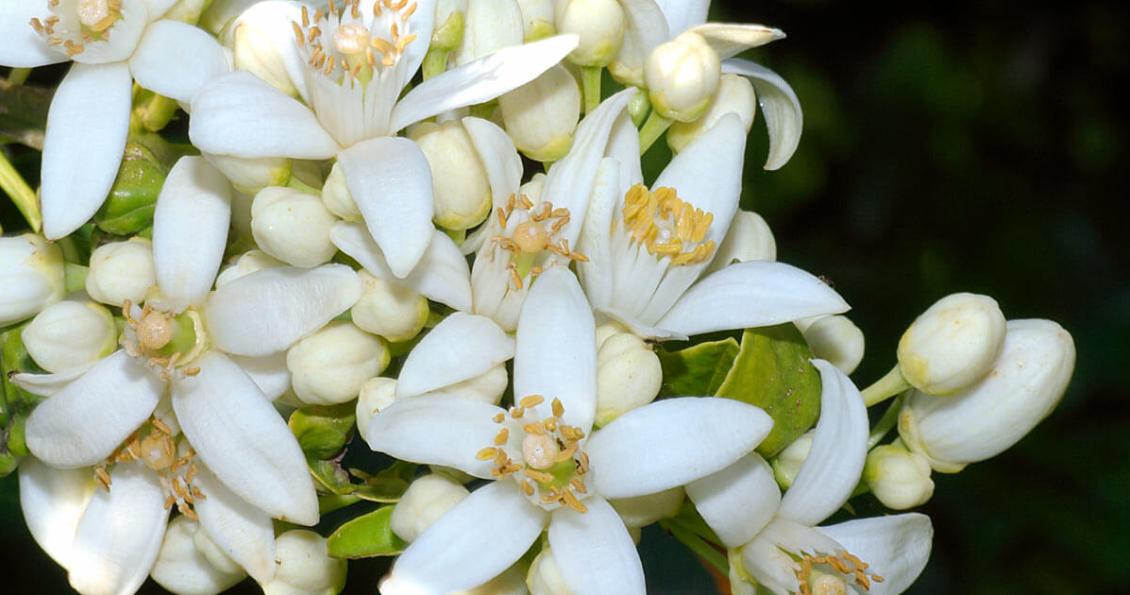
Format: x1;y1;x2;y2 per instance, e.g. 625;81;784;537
0;1;1075;594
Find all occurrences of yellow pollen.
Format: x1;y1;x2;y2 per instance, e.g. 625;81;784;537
137;310;174;352
522;433;561;470
621;183;716;266
334;22;370;55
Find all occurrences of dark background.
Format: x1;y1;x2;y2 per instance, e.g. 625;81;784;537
2;0;1128;593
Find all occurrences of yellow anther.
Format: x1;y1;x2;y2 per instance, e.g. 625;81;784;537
519;394;545;409
621;183;716;266
476;446;499;461
551;398;564;418
493;428;509;445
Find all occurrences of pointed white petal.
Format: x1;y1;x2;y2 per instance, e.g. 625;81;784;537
576;158;622;311
655;261;849;336
685;453;780;548
688;23;786;60
153;156;231;310
11;364;93;397
778;360;869;526
205;264;362;356
151;516;246;595
0;2;67;66
172;351;318;525
463;116;522;214
587;397;772;499
40;62;132;239
365;395;505;479
396;0;437;89
384;481;547;594
129;19;229;103
513;268;597;434
654;0;708;35
549;496;645;595
723;59;803;171
337;136;435;278
229;353;291;401
19;458;94;569
397;313;513;398
229;0;311;100
612;0;669;86
189;71;339;159
68;463;169;595
606;111;644;187
818;514;934;595
194;464;277;584
390;35;579;133
25;350;161;468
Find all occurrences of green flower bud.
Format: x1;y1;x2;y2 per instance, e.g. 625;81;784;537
85;238;155;308
351;271;429;343
0;234;64;326
898;293;1006;395
645;32;721;122
498;65;581;162
251;187;339;268
409;120;493;231
287;321;390;405
263;531;347;595
556;0;625;67
94;143;166;235
390;474;470;543
22;301;117;373
864;443;934;510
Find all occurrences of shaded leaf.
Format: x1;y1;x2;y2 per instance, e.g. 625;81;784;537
289;403;356;460
326;505;407;559
657;338;740;397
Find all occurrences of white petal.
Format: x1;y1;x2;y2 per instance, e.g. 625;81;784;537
548;496;645;595
513;268;597;434
384;481;547;594
194;464;277;584
153;156;231;310
25;350;162;468
587;397;772;499
778;360;869;526
338;136;435;278
229;0;310;100
576;158;622;311
818;514;934;595
395;0;437;89
397;313;514;398
389;34;579;133
0;2;67;66
655;261;849;337
10;364;93;397
685;453;780;548
229;353;291;401
68;463;169;595
655;0;708;35
365;395;505;479
205;264;362;356
189;71;339;159
40;62;132;240
612;0;669;86
463;116;522;214
150;516;245;595
19;458;94;569
141;0;178;17
172;351;318;525
723;59;803;171
330;222;471;311
688;23;786;60
129;19;229;103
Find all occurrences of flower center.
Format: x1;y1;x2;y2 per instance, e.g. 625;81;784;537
492;194;587;289
76;0;116;30
477;395;591;513
795;551;884;595
121;301;206;378
292;0;419;85
30;0;122;56
621;183;716;266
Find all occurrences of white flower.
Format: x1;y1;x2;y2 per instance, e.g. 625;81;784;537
576;112;847;340
189;0;579;277
0;0;229;239
367;268;774;594
0;233;65;326
686;361;935;595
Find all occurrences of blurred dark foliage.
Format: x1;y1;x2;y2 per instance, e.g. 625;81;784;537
2;1;1128;593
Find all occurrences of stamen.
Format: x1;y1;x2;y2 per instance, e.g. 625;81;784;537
621;183;716;266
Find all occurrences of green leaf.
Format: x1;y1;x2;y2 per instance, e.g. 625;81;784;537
94;142;167;235
657;338;740;396
349;462;415;503
308;457;354;495
326;505;407;559
288;403;356;460
716;325;821;458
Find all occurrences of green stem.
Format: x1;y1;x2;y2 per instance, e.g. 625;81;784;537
861;364;911;407
64;264;88;294
286;175;321;195
581;67;602;115
868;395;904;448
0;149;41;232
661;520;729;576
7;68;31;86
134;93;180;133
421;49;449;80
638;111;673;154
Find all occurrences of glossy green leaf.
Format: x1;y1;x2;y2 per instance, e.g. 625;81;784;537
289;403;356;460
716;325;821;458
657;337;740;396
93;142;167;235
326;505;407;559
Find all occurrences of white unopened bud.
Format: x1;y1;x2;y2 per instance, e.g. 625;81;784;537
215;250;283;288
22;301;117;373
668;74;757;152
864;443;934;510
390;474;470;543
205;153;291;195
555;0;625;67
898;293;1007;395
706;210;776;275
498;65;581;162
454;0;523;65
356;377;397;444
0;234;65;326
193;521;243;576
230;1;303;96
595;327;662;427
645;31;721;122
321;162;362;221
798;315;865;375
609;487;685;528
287;321;390;405
151;516;245;595
900;319;1075;473
409;120;492;231
351;271;429;343
251;187;338;268
262;530;347;595
517;0;555;41
526;548;571;595
86;238;154;307
425;364;509;405
771;430;813;489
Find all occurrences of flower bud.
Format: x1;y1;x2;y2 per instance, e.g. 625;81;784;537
771;430;813;489
0;234;65;326
22;301;117;373
517;0;555;41
797;315;865;375
645;31;721;122
287;322;390;405
351;271;429;343
498;65;581;162
205;153;291;195
215;250;284;288
899;319;1075;473
230;1;304;96
356;377;397;444
431;0;467;51
668;74;757;152
408;120;493;231
526;548;571;595
321;162;362;221
94;142;165;235
85;238;154;308
610;487;685;528
454;0;523;65
251;187;338;268
193;520;244;576
595;328;662;427
706;210;776;275
262;530;347;595
898;292;1007;395
864;443;934;510
390;474;470;543
425;364;509;405
555;0;625;67
151;516;245;595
